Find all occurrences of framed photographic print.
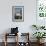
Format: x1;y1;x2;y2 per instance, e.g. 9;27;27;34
12;6;24;22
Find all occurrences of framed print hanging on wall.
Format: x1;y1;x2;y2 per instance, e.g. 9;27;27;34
36;0;46;25
12;6;24;22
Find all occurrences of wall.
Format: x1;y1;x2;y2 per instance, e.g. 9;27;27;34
0;0;36;42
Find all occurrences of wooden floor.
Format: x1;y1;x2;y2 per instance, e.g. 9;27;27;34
0;42;46;46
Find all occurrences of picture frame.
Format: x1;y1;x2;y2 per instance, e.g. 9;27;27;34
36;0;46;18
36;0;46;25
12;6;24;22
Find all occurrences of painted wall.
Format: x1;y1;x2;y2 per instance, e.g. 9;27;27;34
0;0;37;42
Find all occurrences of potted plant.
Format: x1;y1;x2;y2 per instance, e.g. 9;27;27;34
33;32;46;43
32;24;45;30
32;25;39;30
40;26;45;29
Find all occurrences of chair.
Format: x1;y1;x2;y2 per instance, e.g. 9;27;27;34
4;27;19;46
4;33;18;46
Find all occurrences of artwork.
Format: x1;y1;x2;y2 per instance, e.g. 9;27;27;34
39;4;46;17
12;6;24;22
36;0;46;26
37;0;46;18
